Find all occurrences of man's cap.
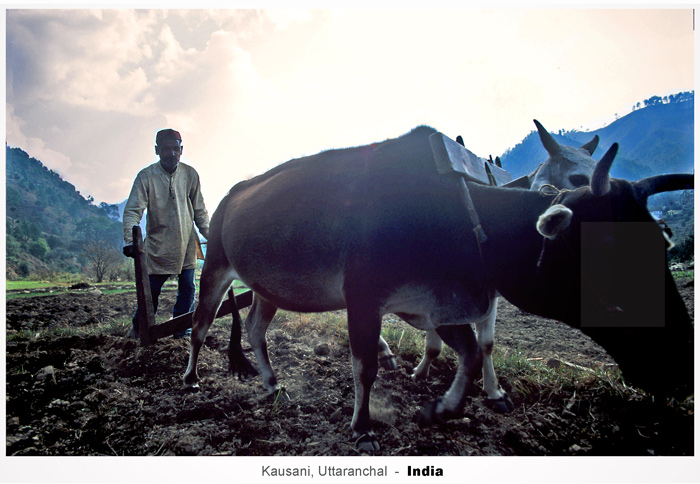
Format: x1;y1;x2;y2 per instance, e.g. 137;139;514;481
155;129;182;145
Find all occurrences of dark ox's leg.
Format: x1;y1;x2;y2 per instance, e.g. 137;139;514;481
418;323;482;426
245;295;285;399
346;300;382;452
183;261;238;389
227;295;258;381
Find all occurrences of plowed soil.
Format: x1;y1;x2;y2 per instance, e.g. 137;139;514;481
5;278;694;457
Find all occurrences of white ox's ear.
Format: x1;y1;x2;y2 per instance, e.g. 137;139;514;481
536;204;573;239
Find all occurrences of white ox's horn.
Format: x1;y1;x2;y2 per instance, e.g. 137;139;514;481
590;143;619;196
579;135;599;156
534;119;560;156
633;174;694;202
534;119;599;157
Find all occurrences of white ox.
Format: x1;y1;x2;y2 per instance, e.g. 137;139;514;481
398;120;604;413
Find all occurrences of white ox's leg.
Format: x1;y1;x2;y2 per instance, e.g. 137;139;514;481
411;329;442;380
410;299;514;413
418;323;482;426
377;336;398;370
411;312;497;385
475;299;513;412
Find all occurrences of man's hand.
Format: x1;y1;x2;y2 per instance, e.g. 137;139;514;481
123;244;135;258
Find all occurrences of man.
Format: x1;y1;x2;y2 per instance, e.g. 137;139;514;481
122;129;209;339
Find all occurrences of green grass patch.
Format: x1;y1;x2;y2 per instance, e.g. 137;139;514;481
274;310;349;344
5;282;140;300
492;346;628;402
380;317;438;361
674;269;694;280
7;315;134;343
6;280;60;291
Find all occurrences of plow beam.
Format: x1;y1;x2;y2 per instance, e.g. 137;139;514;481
132;225;253;345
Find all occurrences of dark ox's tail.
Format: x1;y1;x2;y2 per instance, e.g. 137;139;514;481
207;185;258;381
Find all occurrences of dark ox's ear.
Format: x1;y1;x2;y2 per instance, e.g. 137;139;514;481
579;135;599;156
534;119;561;157
590;143;618;196
536;204;573;239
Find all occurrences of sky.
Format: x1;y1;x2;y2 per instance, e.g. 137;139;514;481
5;7;695;213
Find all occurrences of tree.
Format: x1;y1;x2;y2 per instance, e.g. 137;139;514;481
82;240;122;283
644;95;662;107
18;262;30;278
15;220;41;242
28;238;50;260
669;235;694;264
98;202;120;221
77;216;122;247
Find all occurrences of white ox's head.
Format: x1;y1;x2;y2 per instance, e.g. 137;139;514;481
529;120;600;191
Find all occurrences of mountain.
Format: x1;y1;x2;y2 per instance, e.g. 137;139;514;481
6;146;124;278
115;199;146;237
499;92;694;181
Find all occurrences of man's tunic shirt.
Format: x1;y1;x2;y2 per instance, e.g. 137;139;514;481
123;162;209;275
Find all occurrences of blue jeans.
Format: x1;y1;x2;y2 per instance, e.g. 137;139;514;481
132;268;196;333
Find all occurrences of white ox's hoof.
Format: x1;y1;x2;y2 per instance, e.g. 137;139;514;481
485;395;515;413
379;354;398;371
411;367;429;381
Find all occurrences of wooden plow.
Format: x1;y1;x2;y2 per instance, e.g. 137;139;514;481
131;225;253;345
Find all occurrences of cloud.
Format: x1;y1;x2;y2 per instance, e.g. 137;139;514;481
264;9;314;30
8;10;159;113
5;104;73;173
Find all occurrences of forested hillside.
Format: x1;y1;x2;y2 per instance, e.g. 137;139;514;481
6;147;126;280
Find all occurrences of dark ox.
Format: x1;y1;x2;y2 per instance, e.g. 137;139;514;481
409;120;602;396
183;126;693;451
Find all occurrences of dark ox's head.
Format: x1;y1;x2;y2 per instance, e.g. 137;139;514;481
533;143;694;399
530;120;600;191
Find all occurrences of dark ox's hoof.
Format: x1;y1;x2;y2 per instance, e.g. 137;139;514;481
355;433;380;452
485;395;515;413
417;398;458;428
267;387;291;405
229;355;259;382
379;354;398;371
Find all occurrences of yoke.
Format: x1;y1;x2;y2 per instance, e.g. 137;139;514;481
429;132;511;186
429;132;512;243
